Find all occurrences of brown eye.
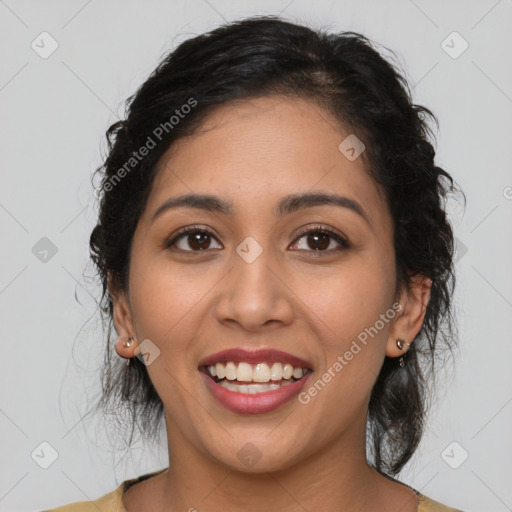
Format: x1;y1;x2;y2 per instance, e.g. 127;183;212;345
165;227;222;252
184;232;213;251
291;226;349;253
305;232;330;251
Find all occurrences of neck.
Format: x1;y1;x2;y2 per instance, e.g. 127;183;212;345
155;414;396;512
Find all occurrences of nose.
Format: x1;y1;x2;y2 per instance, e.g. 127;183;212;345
214;245;294;333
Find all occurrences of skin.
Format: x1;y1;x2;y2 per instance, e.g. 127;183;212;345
111;95;431;512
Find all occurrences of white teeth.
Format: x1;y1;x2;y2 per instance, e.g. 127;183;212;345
217;379;297;394
237;362;253;382
252;362;270;382
282;364;294;379
269;362;282;380
205;361;309;383
225;362;237;381
219;381;281;394
215;362;225;379
292;367;304;379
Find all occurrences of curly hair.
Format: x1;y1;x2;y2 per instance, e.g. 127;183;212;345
88;15;461;476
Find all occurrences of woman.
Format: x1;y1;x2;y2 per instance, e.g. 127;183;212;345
46;16;463;512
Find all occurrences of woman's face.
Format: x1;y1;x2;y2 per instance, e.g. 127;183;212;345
113;95;424;472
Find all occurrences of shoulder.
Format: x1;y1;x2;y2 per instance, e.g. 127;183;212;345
42;485;123;512
42;469;167;512
418;492;464;512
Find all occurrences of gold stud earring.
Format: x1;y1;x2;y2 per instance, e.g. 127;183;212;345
396;338;410;351
124;337;135;366
396;338;410;367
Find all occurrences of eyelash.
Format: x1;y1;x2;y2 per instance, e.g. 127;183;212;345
164;224;350;254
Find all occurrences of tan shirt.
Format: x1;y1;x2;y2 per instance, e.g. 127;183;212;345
43;468;463;512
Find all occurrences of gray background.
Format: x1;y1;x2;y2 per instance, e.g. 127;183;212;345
1;1;511;511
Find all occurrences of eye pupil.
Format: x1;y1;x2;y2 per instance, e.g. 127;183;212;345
307;233;330;250
189;232;211;250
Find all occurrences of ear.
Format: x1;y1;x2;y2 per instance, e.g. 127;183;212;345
385;274;432;358
108;270;138;359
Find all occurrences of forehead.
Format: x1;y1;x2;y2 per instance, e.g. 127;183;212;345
146;95;389;224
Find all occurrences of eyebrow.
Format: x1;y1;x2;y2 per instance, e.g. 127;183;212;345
151;192;370;224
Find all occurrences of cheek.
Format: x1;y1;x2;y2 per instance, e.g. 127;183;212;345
295;264;395;422
128;253;204;352
301;257;394;330
127;261;204;410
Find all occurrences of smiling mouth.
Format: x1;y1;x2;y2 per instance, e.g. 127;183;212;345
199;361;312;394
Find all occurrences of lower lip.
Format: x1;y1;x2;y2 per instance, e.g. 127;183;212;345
200;371;311;415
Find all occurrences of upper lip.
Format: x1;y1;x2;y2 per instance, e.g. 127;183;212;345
198;348;313;369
